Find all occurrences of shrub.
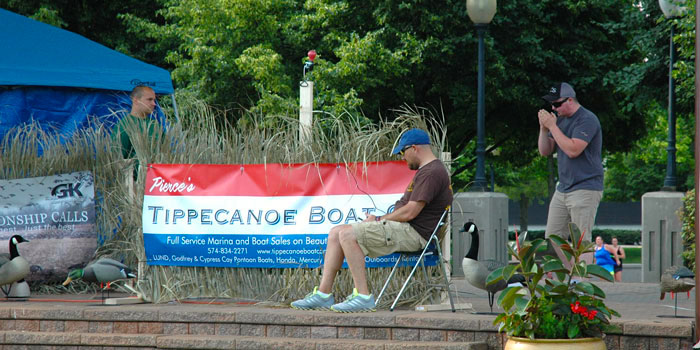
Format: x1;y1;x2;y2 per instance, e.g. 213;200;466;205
680;189;695;272
508;229;640;245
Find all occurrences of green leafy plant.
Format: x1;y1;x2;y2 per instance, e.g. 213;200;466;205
487;223;620;339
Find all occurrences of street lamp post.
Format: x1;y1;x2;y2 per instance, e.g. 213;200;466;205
659;0;686;190
466;0;496;191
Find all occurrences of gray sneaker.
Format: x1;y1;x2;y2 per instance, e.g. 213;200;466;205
330;288;376;313
290;287;334;310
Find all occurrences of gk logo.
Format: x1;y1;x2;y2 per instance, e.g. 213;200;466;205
51;183;83;198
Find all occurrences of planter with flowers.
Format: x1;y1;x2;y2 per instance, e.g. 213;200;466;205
486;223;620;350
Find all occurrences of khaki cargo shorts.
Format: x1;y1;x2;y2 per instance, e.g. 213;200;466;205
352;220;427;258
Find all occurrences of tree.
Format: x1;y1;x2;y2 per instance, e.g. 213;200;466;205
0;0;166;65
3;0;672;194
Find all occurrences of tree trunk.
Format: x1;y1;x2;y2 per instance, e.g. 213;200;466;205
519;193;529;234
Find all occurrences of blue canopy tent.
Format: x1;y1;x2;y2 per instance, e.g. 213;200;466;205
0;8;176;141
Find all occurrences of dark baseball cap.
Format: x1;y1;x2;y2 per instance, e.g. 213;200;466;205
542;82;576;102
392;128;431;154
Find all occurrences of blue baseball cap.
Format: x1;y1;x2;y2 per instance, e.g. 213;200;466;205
392;128;431;154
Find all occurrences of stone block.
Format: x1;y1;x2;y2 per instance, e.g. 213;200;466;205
392;328;419;341
162;322;188;335
137;321;163;334
189;322;215;335
112;321;138;334
235;336;311;350
650;337;682;350
5;331;80;345
419;329;445;341
620;335;650;350
266;324;284;337
39;320;65;332
337;326;363;339
315;338;385;350
0;320;15;331
83;308;158;322
311;326;337;339
64;321;89;333
236;309;313;325
284;325;310;338
315;313;396;327
15;319;40;332
80;333;157;347
474;331;502;350
604;334;620;350
364;327;390;340
446;330;475;342
159;309;234;323
623;321;692;337
385;341;487;350
87;321;112;333
157;335;237;350
240;324;265;336
395;313;480;331
10;308;82;321
215;323;240;336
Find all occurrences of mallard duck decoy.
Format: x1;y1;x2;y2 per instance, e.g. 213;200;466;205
63;258;136;285
461;222;525;313
0;235;30;298
63;258;136;299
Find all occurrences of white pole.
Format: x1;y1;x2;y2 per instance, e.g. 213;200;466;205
299;81;314;145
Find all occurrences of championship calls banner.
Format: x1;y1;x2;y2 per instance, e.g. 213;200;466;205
143;162;438;268
0;171;96;283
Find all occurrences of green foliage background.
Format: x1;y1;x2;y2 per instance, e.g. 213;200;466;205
2;0;689;194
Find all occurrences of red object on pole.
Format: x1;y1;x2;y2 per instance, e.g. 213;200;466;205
694;0;700;342
308;50;317;62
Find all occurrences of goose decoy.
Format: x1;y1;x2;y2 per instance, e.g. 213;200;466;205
0;235;30;298
461;222;525;313
63;258;136;299
659;265;694;317
660;265;695;300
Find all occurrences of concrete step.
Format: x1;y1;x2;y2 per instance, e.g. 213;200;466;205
1;331;488;350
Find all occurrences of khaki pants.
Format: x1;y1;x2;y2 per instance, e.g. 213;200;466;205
545;189;602;242
353;220;427;258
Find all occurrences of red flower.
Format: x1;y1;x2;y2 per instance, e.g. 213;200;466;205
589;310;598;320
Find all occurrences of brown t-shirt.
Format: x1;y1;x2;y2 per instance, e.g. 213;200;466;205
394;159;453;240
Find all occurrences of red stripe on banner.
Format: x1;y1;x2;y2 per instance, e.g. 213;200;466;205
144;161;415;196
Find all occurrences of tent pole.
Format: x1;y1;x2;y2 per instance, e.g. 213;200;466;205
171;94;180;123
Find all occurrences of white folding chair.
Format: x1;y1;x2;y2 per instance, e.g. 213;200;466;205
375;208;455;312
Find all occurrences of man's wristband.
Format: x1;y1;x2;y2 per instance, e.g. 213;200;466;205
375;216;382;221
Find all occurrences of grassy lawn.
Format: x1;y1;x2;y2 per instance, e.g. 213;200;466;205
507;242;642;264
623;246;641;264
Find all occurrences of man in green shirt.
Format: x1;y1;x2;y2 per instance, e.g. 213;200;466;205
113;86;158;159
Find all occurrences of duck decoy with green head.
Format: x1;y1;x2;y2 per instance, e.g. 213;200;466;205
62;258;136;286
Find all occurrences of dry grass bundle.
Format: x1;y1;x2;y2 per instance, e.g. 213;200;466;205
0;95;451;308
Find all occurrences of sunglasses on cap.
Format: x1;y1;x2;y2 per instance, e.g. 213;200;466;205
551;98;569;108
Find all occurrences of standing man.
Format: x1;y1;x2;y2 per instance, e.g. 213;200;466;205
291;128;453;312
538;82;603;245
113;85;158;160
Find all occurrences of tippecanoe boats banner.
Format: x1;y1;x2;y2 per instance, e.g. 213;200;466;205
142;162;437;268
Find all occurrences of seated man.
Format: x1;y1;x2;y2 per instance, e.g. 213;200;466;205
291;128;453;312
